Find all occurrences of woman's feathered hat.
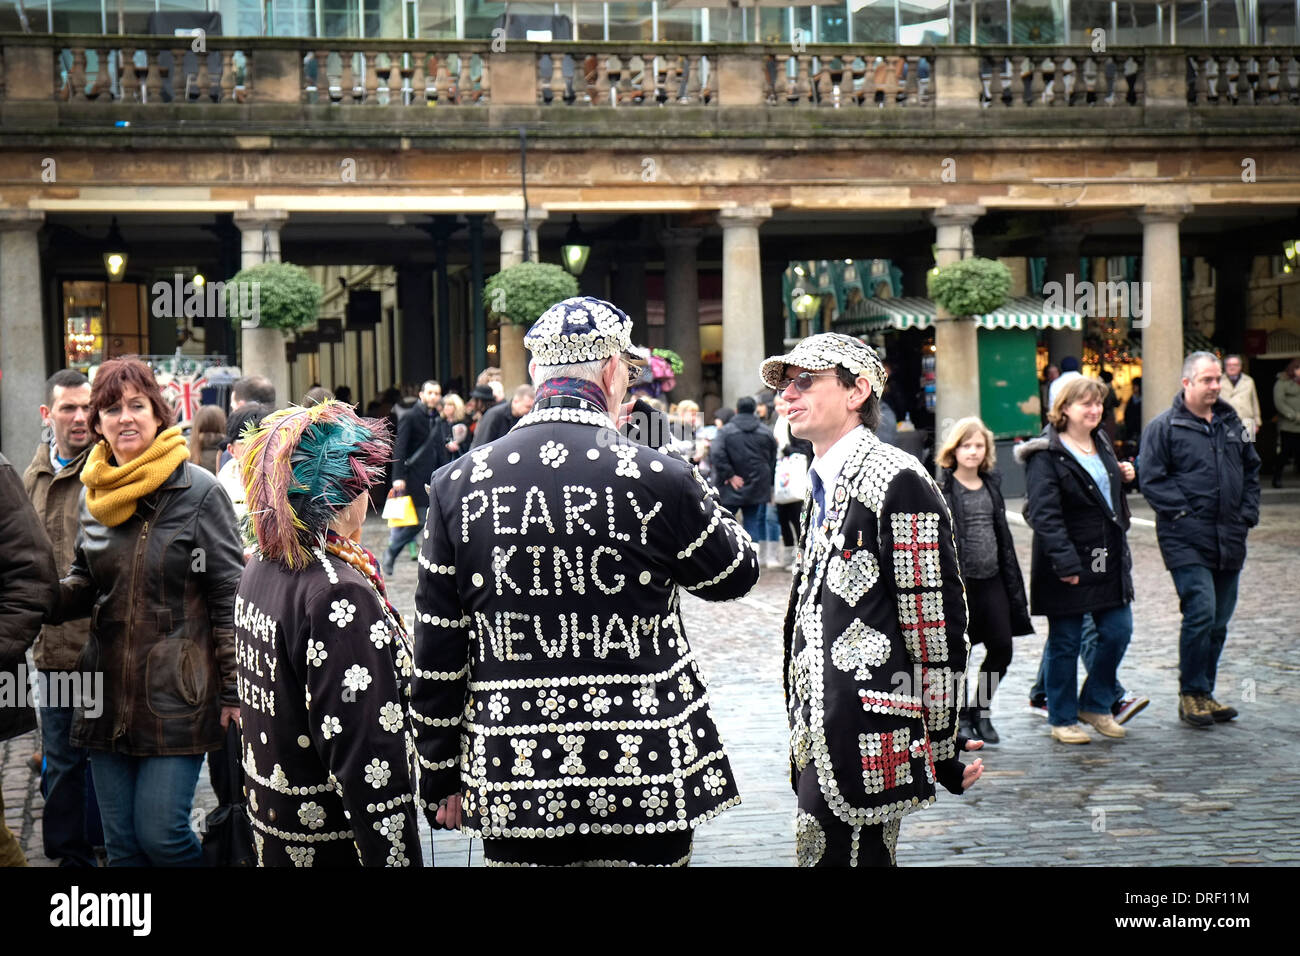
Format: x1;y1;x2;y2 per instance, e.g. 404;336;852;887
242;400;391;569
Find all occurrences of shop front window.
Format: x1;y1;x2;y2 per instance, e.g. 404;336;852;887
63;280;148;372
1114;0;1161;43
758;7;788;42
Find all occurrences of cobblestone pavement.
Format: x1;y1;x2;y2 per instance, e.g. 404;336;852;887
8;490;1299;867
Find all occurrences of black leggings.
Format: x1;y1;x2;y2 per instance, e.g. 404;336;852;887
777;501;803;547
1278;431;1300;478
964;576;1014;711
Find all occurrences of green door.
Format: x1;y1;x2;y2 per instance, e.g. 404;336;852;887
977;328;1040;439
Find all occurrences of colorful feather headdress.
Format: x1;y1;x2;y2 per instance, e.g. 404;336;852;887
241;400;392;569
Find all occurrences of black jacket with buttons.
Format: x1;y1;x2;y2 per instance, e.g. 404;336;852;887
411;397;759;840
1015;426;1134;618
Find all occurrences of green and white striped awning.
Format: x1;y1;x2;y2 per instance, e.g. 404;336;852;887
836;296;1084;334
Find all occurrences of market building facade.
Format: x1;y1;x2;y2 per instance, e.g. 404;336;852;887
2;0;1299;472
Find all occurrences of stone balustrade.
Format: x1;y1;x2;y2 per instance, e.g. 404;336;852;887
3;34;1299;122
1186;50;1300;105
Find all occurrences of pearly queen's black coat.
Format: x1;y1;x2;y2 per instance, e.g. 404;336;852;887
784;429;969;828
234;551;422;867
411;397;760;841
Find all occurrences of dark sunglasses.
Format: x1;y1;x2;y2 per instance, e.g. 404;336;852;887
777;370;837;393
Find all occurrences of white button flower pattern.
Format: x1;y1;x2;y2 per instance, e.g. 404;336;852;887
342;664;372;695
540;789;566;822
702;767;728;796
537;689;567;718
539;440;569;468
632;683;659;715
320;715;341;739
582;687;611;717
487;692;510;721
368;620;390;648
587;787;614;817
640;786;669;817
378;701;404;733
364;758;392;789
306;639;327;667
328;599;357;628
488;793;516;827
298;802;326;829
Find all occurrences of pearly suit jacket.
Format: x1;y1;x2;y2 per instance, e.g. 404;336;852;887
783;428;968;827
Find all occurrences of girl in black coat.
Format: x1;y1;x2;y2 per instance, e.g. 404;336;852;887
1015;378;1137;745
938;418;1032;744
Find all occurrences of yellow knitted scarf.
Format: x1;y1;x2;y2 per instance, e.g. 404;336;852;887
81;425;190;527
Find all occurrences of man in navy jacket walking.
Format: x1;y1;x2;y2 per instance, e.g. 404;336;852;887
1140;352;1261;729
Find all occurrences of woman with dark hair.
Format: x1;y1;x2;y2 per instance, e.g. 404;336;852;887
188;404;227;475
234;401;422;866
53;356;244;865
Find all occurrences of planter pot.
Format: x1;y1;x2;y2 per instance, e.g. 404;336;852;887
240;324;291;407
499;323;530;391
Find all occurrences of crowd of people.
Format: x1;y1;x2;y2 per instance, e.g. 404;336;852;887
0;300;1275;868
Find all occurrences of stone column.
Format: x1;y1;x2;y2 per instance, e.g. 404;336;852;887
1043;225;1086;365
494;208;547;270
930;204;986;446
718;204;771;406
0;210;47;460
233;209;291;407
660;227;702;401
1138;205;1191;434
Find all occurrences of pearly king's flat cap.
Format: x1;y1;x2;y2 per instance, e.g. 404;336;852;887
759;332;887;393
525;296;633;365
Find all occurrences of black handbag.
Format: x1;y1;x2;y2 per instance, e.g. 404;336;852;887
201;721;257;867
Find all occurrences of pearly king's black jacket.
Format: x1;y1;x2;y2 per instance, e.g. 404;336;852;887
411;396;760;841
783;428;969;827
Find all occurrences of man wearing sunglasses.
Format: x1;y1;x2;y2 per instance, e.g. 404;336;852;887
761;333;983;867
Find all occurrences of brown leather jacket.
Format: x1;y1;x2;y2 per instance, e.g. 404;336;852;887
56;460;243;756
22;442;92;671
0;453;58;743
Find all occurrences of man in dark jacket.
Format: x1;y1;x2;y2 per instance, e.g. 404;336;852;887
412;296;759;866
711;396;779;563
469;384;535;448
22;369;102;866
1140;352;1261;729
0;451;59;867
384;379;447;576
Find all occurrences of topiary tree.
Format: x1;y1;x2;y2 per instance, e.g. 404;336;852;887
484;262;579;327
927;257;1013;318
225;261;322;331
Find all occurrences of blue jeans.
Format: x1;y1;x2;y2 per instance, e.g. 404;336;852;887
739;503;767;543
1044;604;1133;726
763;504;781;543
385;506;428;566
39;700;101;866
1030;614;1125;705
1170;565;1240;696
89;751;205;867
